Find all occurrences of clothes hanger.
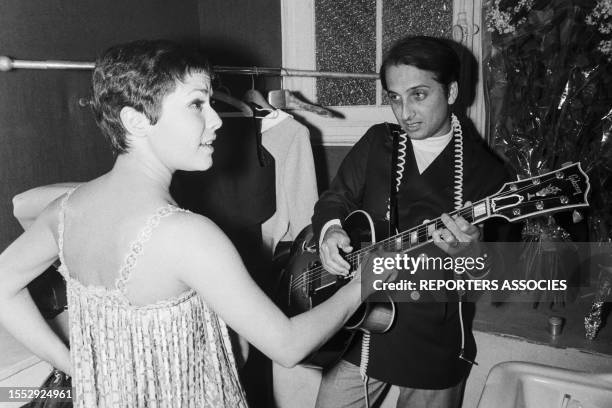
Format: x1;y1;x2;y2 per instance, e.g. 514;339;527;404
243;75;278;119
244;89;274;110
267;90;335;117
212;91;253;117
241;75;275;166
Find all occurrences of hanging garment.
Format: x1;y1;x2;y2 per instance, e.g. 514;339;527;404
260;111;320;408
260;111;318;254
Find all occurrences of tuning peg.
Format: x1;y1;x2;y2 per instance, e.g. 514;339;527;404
572;210;583;223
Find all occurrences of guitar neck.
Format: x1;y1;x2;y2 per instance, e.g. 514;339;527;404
345;198;491;269
325;162;589;278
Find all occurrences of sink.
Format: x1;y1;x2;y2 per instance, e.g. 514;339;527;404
477;361;612;408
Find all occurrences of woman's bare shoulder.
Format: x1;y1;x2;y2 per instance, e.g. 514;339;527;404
157;210;229;247
150;210;242;275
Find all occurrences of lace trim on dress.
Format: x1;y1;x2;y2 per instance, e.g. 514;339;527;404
114;204;184;295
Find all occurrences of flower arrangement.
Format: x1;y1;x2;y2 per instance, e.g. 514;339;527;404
485;0;612;178
484;0;612;305
585;0;612;61
487;0;536;35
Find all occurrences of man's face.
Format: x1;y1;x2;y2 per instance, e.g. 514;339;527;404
385;64;457;140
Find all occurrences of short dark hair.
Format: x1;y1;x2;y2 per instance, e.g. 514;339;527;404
92;39;213;155
380;36;460;92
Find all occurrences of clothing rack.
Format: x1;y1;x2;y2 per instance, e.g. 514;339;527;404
0;56;378;79
214;66;378;79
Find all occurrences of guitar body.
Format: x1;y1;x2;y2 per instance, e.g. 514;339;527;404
277;210;395;368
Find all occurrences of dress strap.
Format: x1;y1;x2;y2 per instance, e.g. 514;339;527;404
57;186;81;277
115;204;186;295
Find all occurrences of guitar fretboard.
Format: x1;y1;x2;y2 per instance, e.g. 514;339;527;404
343;198;490;271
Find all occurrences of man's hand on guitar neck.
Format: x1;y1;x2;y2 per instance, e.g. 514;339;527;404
319;224;353;276
431;201;484;259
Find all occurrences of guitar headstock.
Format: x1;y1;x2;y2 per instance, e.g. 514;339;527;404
489;162;590;222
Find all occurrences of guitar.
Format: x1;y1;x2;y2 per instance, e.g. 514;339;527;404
277;162;590;368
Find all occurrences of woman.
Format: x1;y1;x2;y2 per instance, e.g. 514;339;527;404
0;40;391;407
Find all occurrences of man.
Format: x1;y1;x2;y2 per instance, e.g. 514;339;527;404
312;36;511;408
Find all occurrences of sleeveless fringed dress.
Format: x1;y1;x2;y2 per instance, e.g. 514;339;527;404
57;189;248;407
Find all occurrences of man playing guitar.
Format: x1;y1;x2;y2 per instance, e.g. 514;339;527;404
312;36;513;408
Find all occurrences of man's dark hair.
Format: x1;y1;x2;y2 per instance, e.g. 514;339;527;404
380;36;460;92
92;39;213;155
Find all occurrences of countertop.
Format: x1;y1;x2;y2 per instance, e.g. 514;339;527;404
473;291;612;356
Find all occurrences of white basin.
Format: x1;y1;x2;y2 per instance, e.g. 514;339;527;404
477;361;612;408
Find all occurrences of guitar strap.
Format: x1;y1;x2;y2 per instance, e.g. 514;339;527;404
358;123;407;407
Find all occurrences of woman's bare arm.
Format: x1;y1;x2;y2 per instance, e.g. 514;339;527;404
166;213;367;368
13;183;78;230
0;198;71;374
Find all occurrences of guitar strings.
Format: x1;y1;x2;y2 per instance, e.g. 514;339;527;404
290;202;481;289
290;195;563;290
290;194;572;290
290;210;475;290
294;169;582;288
290;172;579;290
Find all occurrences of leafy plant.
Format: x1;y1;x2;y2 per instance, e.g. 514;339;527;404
484;0;612;304
485;0;612;236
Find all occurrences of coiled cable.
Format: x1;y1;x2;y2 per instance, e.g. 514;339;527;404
449;113;476;366
395;131;408;192
360;126;406;408
451;113;464;210
359;331;371;407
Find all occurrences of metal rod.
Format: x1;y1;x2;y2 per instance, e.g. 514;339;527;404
215;65;379;79
0;56;379;79
0;57;94;71
283;68;378;79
